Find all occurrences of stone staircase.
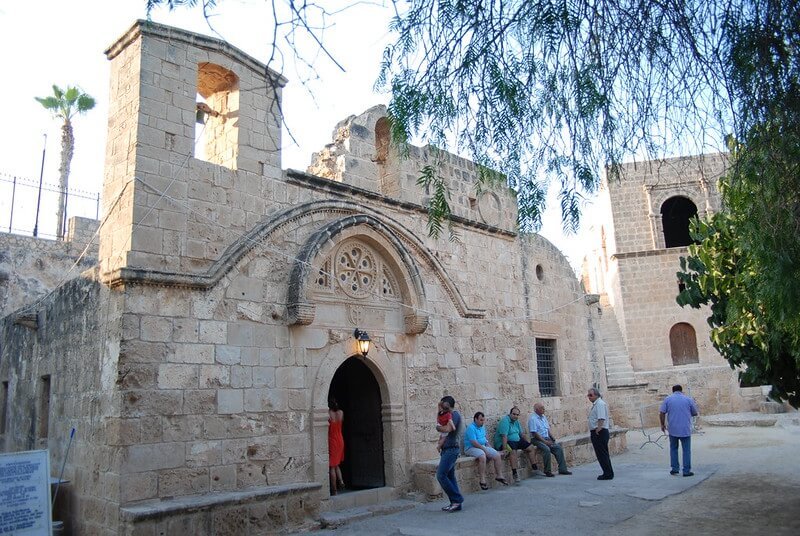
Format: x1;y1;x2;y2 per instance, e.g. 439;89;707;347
597;295;637;386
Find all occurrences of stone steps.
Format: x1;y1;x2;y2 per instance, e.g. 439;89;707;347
318;498;418;529
596;296;637;387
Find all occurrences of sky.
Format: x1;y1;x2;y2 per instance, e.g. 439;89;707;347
0;0;594;273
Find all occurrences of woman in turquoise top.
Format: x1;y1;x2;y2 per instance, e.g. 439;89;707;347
464;412;508;489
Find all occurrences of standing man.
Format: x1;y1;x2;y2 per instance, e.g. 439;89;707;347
659;385;699;477
587;388;614;480
436;396;464;512
528;403;572;477
494;406;539;482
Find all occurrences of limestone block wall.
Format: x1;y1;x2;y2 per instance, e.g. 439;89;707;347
0;276;123;535
0;220;99;318
107;169;603;504
614;249;719;371
100;20;286;280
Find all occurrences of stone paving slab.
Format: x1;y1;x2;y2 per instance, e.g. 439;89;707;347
583;463;717;501
701;412;778;427
318;499;417;529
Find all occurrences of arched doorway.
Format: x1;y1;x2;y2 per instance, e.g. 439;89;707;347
328;356;385;489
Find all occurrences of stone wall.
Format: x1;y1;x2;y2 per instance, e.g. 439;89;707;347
106;176;603;505
100;20;287;280
0;216;98;318
603;155;726;255
614;249;716;371
0;275;122;535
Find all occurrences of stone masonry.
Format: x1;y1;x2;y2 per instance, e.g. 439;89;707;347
581;155;764;427
1;20;620;535
0;216;99;318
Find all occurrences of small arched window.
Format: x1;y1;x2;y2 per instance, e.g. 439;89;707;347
196;62;239;169
375;117;390;164
669;323;699;366
661;196;698;248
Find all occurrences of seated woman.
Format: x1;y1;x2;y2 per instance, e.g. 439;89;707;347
464;412;508;489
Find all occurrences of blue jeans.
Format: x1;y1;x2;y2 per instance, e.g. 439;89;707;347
437;447;464;505
669;435;692;474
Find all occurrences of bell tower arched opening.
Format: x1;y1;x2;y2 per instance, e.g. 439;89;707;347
328;356;385;490
661;196;698;248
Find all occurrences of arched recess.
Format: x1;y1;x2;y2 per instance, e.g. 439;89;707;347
661;196;698;248
309;340;404;491
287;214;429;334
196;62;239;169
374;116;401;197
375;117;390;164
670;323;699;366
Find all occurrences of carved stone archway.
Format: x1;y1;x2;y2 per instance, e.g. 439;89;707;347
287;215;429;335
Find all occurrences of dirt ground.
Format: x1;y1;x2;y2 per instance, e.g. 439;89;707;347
604;421;800;535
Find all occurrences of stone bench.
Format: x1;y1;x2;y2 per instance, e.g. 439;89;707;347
412;429;627;499
119;482;321;535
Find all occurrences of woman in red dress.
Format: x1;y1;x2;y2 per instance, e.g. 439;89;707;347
328;398;345;495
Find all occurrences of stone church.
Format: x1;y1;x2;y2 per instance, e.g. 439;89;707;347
0;20;764;534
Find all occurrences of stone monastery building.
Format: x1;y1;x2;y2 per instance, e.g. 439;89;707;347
0;20;765;534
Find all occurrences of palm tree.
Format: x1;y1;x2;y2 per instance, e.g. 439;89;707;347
35;85;95;240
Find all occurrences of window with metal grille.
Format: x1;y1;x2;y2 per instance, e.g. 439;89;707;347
536;339;559;397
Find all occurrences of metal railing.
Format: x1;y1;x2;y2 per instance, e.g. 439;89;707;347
0;172;99;239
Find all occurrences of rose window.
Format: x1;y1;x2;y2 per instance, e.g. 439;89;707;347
335;244;377;298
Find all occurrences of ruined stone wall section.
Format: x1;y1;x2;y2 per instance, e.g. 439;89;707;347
0;226;98;318
307;106;518;233
0;277;123;535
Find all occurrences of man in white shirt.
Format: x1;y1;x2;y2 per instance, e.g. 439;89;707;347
528;403;572;477
587;387;614;480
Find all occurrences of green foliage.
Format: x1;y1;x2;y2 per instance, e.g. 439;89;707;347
35;85;96;122
677;136;800;408
416;162;457;241
378;1;798;233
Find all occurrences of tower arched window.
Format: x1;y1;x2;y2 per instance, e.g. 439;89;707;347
661;196;698;248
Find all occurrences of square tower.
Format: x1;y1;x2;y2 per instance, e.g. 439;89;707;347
100;20;287;281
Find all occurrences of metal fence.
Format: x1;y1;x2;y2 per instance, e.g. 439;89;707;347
0;172;99;239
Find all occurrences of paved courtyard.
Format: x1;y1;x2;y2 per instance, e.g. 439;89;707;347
306;414;800;535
